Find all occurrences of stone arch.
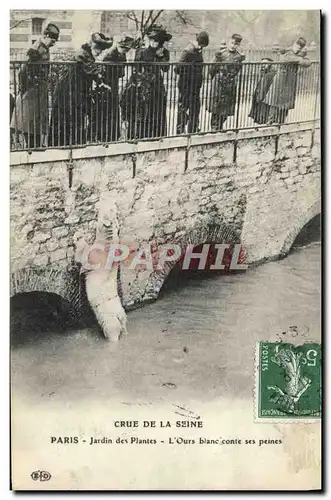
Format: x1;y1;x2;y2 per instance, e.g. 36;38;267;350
142;222;241;302
10;265;87;318
279;198;321;257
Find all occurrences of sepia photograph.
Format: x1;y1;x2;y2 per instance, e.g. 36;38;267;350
9;8;321;491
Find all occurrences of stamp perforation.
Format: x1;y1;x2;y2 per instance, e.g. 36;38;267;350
254;340;321;424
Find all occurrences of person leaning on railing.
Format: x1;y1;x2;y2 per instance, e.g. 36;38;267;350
120;25;171;141
248;58;277;125
48;33;112;147
207;34;245;132
175;30;209;135
119;66;150;141
91;34;134;143
10;23;60;149
134;25;171;139
263;37;311;125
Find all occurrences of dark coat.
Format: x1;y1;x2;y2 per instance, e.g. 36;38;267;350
120;46;169;139
10;38;50;136
248;66;277;124
207;48;245;116
100;46;126;88
134;46;169;99
135;46;170;79
175;42;204;93
89;46;127;142
49;44;102;146
10;93;15;123
120;72;152;139
264;49;311;110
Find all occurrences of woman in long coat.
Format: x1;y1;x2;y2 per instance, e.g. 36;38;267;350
49;33;111;147
90;35;133;143
263;38;311;124
10;23;60;149
125;26;171;140
120;70;154;141
208;35;245;131
248;58;277;124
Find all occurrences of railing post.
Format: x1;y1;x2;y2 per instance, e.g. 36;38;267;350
184;135;191;173
67;149;73;189
311;62;320;150
131;152;137;179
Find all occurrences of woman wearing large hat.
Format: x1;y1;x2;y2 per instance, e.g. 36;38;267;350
49;33;112;147
11;22;60;149
89;34;134;143
123;25;172;139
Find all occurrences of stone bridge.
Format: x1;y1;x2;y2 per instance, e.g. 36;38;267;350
10;122;321;317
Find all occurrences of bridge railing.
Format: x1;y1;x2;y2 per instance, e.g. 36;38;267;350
10;60;320;151
10;47;320;62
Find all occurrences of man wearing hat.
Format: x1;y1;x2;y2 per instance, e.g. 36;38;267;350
175;30;209;134
11;22;60;149
89;34;134;142
122;25;171;139
263;37;311;124
49;33;112;147
208;34;245;131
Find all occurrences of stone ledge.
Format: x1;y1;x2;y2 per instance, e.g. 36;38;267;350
10;121;320;167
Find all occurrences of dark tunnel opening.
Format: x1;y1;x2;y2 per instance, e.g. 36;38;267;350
292;214;321;249
159;241;246;297
10;292;77;347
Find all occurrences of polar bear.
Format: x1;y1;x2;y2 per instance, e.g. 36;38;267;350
74;237;127;342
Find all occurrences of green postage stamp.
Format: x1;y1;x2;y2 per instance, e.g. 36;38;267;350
255;341;321;421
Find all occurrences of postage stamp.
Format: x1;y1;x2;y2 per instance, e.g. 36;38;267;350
255;341;321;422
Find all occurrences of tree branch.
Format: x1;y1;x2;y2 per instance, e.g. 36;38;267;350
174;11;202;30
175;10;189;25
232;11;260;25
140;10;164;41
10;18;29;30
128;9;165;48
126;13;136;22
145;10;154;27
148;10;163;29
126;10;140;31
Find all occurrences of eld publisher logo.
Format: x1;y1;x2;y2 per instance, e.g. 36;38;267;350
30;470;51;482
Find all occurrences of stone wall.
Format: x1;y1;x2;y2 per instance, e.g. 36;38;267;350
10;123;321;310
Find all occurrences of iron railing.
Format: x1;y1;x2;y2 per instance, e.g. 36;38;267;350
10;60;320;151
169;47;320;63
10;47;320;62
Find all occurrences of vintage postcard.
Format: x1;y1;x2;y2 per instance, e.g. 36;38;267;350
10;9;321;490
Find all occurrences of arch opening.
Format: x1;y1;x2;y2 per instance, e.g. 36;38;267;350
279;199;321;257
10;266;88;319
291;214;321;250
143;223;245;301
159;241;246;297
10;291;76;347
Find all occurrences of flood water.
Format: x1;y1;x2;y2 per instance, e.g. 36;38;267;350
11;227;321;407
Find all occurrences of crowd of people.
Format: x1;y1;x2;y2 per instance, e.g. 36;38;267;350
10;22;313;149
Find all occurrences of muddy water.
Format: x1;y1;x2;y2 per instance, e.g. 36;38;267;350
11;241;321;407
